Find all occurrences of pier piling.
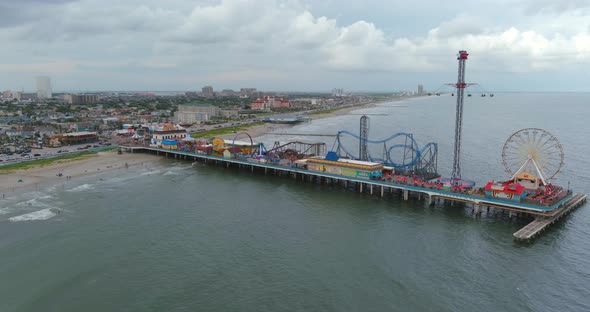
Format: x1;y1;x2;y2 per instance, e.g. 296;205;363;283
124;147;587;242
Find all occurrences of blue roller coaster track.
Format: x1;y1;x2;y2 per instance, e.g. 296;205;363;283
335;130;438;174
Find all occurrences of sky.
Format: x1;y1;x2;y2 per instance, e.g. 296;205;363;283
1;0;589;92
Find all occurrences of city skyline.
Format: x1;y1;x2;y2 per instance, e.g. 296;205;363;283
1;0;590;92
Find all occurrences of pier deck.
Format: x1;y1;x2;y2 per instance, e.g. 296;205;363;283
513;193;587;241
124;146;587;240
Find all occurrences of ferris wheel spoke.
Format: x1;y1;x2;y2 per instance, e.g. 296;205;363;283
502;128;563;181
532;130;544;148
539;146;560;156
538;138;557;150
514;136;529;147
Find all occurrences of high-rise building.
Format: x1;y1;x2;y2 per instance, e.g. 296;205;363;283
332;88;344;97
417;84;424;95
36;76;52;99
202;86;214;97
239;88;257;98
65;94;99;105
176;103;220;123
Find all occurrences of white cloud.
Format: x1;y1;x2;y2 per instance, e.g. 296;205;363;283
1;0;590;91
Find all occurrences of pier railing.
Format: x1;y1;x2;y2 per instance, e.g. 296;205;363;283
124;146;577;216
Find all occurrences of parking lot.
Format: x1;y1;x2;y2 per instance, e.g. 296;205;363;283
0;142;112;166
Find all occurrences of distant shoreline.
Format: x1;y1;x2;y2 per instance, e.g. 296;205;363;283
221;96;417;140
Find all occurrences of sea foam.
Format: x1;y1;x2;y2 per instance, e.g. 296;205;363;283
9;208;57;222
67;184;94;192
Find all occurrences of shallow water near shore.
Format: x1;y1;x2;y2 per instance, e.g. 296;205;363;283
1;94;589;311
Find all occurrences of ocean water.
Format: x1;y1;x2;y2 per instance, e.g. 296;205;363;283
0;93;588;312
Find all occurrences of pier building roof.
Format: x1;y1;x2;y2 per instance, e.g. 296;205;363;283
307;157;383;171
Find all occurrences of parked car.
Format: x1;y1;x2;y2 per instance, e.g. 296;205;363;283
34;153;41;157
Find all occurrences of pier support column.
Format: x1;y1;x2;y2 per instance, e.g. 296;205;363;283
360;183;363;193
251;165;254;173
381;186;384;198
474;204;482;216
403;190;409;201
370;184;373;195
417;193;422;200
424;195;433;207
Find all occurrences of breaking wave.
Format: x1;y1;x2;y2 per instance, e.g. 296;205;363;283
9;208;57;222
68;184;95;192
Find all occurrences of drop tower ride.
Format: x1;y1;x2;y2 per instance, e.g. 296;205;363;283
451;50;469;182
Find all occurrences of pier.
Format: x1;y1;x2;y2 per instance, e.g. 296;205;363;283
123;146;586;241
513;193;587;241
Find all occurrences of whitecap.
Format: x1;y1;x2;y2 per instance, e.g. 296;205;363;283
9;208;57;222
0;207;13;215
15;198;39;207
67;184;94;192
140;169;161;176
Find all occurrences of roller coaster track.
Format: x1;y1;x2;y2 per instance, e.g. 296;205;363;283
335;130;438;174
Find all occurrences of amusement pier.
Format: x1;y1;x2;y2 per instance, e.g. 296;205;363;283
120;51;586;242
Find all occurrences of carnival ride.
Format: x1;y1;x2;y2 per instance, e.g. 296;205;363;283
264;141;326;161
501;128;564;184
485;128;568;205
206;131;326;163
332;116;439;179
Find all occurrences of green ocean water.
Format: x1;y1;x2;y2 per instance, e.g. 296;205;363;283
1;93;589;311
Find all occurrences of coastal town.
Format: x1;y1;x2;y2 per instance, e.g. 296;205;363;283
0;80;407;165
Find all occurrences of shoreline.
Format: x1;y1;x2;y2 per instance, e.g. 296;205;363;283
0;96;419;196
0;151;160;197
222;96;414;140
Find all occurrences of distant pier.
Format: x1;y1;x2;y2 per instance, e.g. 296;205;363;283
123;146;587;242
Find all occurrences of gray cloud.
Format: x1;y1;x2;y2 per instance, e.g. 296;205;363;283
0;0;589;92
523;0;590;14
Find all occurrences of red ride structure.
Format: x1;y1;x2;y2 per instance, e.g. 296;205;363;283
447;50;477;182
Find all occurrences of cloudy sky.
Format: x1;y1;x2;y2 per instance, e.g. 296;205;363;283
1;0;589;92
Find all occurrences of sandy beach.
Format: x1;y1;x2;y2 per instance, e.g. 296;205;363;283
0;151;160;196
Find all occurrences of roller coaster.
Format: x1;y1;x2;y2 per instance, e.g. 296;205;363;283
333;116;439;179
264;141;326;160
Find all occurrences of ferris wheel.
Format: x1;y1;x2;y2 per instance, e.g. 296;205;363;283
501;128;564;185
